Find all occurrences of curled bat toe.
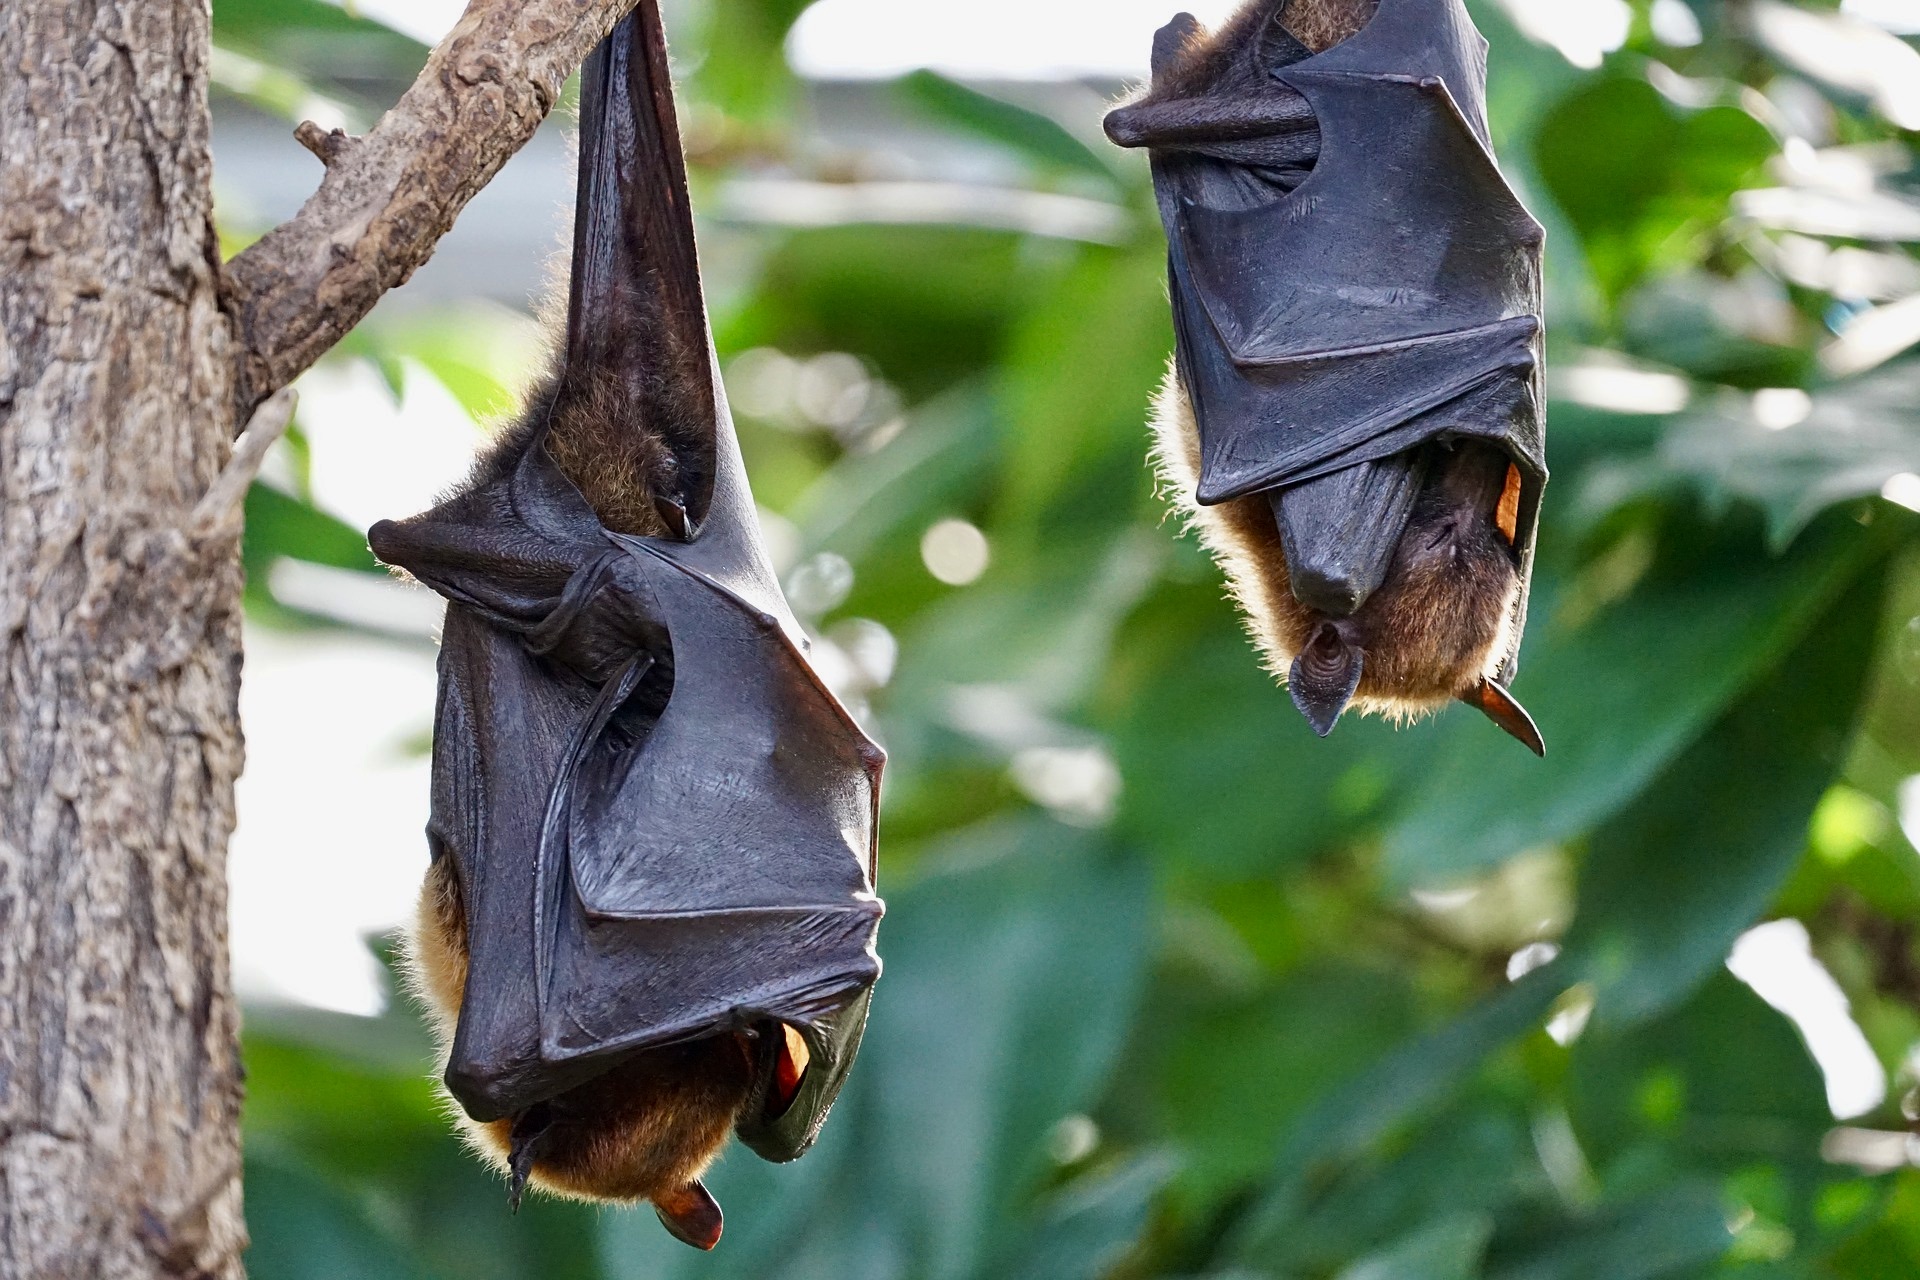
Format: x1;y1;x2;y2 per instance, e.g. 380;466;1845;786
1288;623;1364;736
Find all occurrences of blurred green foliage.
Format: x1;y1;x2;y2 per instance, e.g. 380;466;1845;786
218;0;1920;1275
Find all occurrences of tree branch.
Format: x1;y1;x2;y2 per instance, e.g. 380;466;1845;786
220;0;638;424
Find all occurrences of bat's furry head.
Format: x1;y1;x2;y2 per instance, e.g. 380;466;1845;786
1137;0;1379;95
405;860;750;1248
1151;369;1534;747
467;361;700;542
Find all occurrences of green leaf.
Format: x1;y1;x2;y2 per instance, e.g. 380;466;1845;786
690;0;811;122
1003;1154;1179;1280
211;0;424;85
1622;362;1920;549
1564;560;1888;1028
1533;75;1774;304
245;482;383;578
244;1022;609;1280
245;1145;424;1280
1384;514;1886;889
1155;966;1422;1207
1334;1215;1493;1280
1486;1182;1731;1280
1229;968;1568;1262
993;245;1170;549
1567;972;1830;1171
1271;1107;1544;1277
897;71;1120;185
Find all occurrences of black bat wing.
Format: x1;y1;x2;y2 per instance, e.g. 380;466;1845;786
568;0;718;530
369;0;883;1165
532;534;883;1161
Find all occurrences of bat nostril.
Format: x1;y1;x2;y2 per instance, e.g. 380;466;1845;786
1103;108;1147;147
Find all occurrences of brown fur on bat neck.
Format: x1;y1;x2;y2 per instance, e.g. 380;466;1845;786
469;285;710;541
1155;0;1378;86
1151;373;1539;752
407;858;752;1247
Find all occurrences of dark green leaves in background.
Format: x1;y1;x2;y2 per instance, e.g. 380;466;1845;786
222;0;1920;1276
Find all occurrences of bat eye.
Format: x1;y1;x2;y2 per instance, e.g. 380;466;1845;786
1494;463;1522;547
768;1022;811;1119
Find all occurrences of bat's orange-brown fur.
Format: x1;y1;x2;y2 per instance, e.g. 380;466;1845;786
405;859;754;1209
538;368;681;539
1150;372;1519;722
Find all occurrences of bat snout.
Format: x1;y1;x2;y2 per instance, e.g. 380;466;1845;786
443;1061;518;1124
1103;105;1152;149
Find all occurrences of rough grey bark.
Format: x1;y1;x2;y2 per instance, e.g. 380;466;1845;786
0;0;633;1274
0;0;249;1275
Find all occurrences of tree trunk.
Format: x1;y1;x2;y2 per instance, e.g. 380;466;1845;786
0;0;247;1275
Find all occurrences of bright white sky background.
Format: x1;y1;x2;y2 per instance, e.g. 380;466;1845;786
238;0;1920;1128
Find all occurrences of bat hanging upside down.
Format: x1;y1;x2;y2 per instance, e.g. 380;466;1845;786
1106;0;1549;753
368;0;883;1250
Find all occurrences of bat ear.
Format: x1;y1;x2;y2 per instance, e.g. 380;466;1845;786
1461;679;1545;757
1152;12;1204;78
654;1180;724;1251
1288;623;1365;737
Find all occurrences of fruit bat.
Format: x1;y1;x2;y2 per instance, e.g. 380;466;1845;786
1105;0;1548;753
365;1;884;1249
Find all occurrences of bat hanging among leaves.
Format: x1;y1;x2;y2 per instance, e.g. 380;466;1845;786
1105;0;1549;753
366;0;884;1251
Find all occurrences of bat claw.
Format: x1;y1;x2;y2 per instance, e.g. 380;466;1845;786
506;1105;553;1213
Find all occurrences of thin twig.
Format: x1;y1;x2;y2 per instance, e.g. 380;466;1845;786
191;388;298;537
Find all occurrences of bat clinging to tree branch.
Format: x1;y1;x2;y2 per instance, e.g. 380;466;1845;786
367;1;884;1249
1107;0;1548;753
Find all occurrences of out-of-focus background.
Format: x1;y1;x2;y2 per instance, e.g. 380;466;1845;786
217;0;1920;1275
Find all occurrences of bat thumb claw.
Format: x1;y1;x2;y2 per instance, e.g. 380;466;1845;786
654;1180;724;1251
